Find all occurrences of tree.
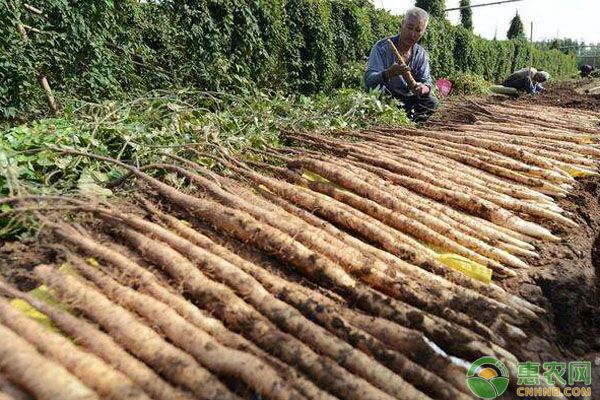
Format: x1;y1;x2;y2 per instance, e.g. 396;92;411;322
414;0;445;19
459;0;473;31
507;12;525;40
549;39;560;50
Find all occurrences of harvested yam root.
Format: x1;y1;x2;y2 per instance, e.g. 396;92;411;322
0;297;149;400
0;279;192;400
67;255;305;400
0;321;98;400
34;265;240;400
1;99;595;399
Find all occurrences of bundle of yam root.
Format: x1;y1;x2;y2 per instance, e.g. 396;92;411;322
1;101;598;400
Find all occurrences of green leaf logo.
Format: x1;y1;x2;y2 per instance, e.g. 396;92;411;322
466;357;510;399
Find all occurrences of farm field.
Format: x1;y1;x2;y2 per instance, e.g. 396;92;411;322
1;79;599;399
2;0;600;398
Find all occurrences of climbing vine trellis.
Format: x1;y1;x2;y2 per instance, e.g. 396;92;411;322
0;0;577;119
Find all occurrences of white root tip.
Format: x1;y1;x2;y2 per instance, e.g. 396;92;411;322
498;243;537;257
536;192;555;202
499;235;537;250
500;252;531;269
547;233;563;242
539;187;567;198
519;242;537;251
508;218;558;241
559;216;579;229
541;181;569;194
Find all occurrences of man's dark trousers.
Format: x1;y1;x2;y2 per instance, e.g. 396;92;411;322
401;94;439;122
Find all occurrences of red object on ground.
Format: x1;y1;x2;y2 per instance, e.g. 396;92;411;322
436;78;453;97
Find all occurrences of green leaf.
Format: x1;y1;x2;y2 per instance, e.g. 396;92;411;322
77;169;113;198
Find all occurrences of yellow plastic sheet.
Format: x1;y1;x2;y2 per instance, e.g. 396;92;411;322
10;285;62;332
9;262;78;333
564;166;596;178
302;171;331;184
436;253;493;284
302;171;351;192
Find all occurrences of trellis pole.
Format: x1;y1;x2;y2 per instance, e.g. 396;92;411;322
17;3;59;116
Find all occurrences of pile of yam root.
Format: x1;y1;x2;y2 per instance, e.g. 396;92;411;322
1;101;598;400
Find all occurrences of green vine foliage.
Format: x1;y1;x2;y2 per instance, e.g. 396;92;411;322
414;0;446;19
1;0;577;120
421;20;577;83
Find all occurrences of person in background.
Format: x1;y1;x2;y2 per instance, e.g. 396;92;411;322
364;7;438;121
580;64;594;78
502;68;550;94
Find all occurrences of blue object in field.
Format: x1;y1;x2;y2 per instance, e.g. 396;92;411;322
581;64;594;77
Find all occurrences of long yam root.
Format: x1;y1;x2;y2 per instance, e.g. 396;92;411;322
0;321;98;400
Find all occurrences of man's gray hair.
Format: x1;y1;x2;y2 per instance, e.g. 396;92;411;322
537;71;550;81
405;7;430;25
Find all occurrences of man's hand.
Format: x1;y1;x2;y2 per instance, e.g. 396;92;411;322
385;64;410;80
414;83;430;96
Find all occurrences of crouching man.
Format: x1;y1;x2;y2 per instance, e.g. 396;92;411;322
364;7;438;122
502;68;550;94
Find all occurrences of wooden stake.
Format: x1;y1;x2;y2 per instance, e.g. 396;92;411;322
16;20;60;116
39;74;59;116
24;3;43;14
528;22;534;74
17;23;28;40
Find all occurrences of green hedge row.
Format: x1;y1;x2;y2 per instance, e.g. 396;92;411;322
1;0;576;119
423;19;577;83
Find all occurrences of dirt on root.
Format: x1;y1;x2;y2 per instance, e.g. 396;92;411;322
1;82;599;391
0;240;56;291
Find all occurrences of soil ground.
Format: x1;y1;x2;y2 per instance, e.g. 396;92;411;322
0;240;55;292
493;78;600;112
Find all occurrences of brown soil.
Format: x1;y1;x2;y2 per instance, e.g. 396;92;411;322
494;79;600;112
0;240;56;291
